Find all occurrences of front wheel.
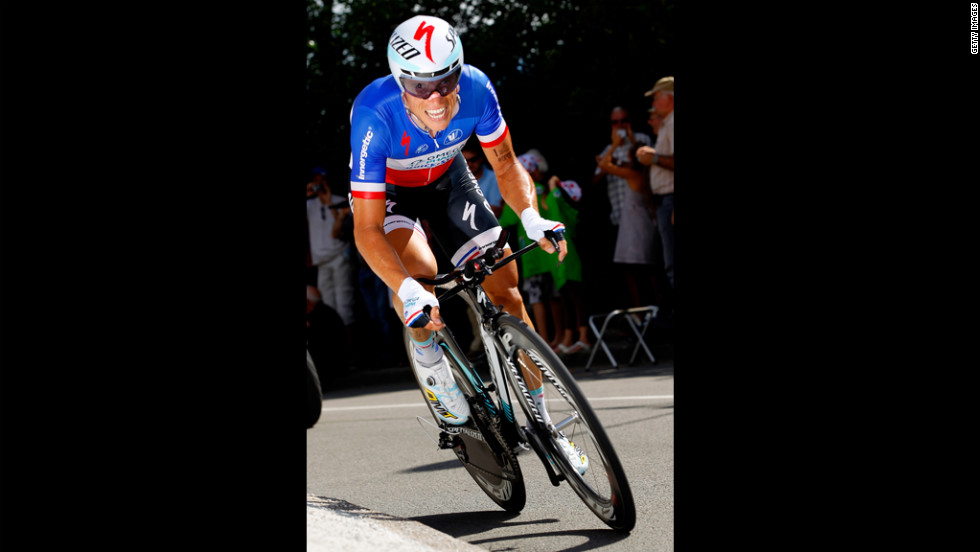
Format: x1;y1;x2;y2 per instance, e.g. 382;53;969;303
495;315;636;532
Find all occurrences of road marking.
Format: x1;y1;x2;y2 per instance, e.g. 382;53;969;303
322;403;425;412
589;395;673;401
322;395;673;412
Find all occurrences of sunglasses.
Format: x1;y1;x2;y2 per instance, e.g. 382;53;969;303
610;118;629;124
401;67;462;99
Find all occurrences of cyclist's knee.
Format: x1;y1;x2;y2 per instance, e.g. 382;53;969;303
488;285;523;313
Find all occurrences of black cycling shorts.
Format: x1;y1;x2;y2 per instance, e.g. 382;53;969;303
382;152;503;268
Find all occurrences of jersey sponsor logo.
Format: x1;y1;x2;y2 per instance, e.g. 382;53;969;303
357;127;374;180
415;144;429;155
387;143;465;171
443;128;464;145
401;131;411;156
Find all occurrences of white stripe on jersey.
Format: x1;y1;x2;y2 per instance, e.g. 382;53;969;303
351;182;386;194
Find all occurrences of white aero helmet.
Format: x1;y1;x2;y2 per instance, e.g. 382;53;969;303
387;15;463;98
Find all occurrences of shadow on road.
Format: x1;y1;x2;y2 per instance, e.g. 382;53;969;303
470;528;632;552
412;510;632;551
397;458;461;475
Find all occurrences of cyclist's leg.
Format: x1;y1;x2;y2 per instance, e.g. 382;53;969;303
385;220;438;343
434;153;554;421
437;153;533;327
482;260;531;325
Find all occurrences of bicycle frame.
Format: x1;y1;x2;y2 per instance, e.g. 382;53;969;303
418;231;568;484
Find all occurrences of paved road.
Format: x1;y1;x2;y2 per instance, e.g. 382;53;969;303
307;357;673;551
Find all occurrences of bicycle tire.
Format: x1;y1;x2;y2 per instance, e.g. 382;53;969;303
404;327;526;513
494;314;636;531
306;349;323;429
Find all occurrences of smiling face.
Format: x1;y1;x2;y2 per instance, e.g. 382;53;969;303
402;85;459;134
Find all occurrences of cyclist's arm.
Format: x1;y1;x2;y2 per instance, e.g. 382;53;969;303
351;196;445;330
482;131;567;261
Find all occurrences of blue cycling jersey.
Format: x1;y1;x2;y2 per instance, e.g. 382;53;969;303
348;64;508;200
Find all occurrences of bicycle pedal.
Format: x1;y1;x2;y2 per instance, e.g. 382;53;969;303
511;442;531;456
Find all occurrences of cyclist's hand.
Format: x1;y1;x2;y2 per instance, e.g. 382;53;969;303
521;208;567;262
397;278;445;330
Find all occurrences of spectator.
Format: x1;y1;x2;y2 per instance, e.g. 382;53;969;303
643;107;674;315
306;167;356;345
598;129;661;309
542;174;592;356
637;77;675;293
463;138;503;218
592;107;653;235
591;107;653;309
521;149;566;349
498;153;564;349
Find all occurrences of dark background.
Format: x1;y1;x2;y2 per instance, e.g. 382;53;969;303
2;2;969;550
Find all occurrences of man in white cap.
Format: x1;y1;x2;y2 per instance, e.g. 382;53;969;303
637;76;674;290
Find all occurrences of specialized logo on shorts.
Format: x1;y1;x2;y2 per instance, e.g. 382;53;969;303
385;199;396;213
462;201;479;231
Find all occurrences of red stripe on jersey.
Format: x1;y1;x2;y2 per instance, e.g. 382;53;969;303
352;190;387;200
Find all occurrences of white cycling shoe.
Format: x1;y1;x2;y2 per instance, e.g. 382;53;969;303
556;432;589;475
414;356;471;426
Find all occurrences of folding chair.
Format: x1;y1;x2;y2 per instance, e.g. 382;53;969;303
584;305;659;371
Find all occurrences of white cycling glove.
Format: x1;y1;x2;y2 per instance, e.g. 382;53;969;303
520;207;565;242
397;277;440;328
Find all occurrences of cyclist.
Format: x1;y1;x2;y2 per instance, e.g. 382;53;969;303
348;15;587;473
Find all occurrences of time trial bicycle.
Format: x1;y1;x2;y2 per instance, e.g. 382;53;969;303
406;230;635;532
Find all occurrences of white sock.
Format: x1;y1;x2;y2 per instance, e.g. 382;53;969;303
530;386;553;426
410;331;443;368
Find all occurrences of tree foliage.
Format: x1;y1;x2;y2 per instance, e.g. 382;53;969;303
306;0;674;184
